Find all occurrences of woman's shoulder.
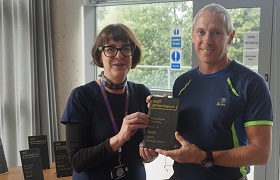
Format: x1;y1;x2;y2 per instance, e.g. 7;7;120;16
127;81;151;95
71;81;100;98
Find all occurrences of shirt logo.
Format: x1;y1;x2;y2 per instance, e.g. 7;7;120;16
216;98;226;106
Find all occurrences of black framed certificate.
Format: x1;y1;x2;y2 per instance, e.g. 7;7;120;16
143;96;179;150
53;141;73;178
28;135;50;169
0;138;8;174
20;148;44;180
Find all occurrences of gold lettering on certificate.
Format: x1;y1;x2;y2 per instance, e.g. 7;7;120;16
151;99;178;111
146;139;156;143
147;135;154;139
147;130;156;134
152;99;161;103
148;125;159;129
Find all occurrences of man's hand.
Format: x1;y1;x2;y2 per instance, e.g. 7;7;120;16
155;132;204;164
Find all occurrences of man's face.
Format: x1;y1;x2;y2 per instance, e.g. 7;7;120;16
192;11;234;65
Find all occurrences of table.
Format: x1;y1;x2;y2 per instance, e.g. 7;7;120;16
0;162;72;180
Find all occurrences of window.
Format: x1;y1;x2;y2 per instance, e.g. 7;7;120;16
228;8;260;73
96;2;193;94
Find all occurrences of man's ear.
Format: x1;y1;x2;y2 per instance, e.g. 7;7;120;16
192;33;195;43
228;30;236;45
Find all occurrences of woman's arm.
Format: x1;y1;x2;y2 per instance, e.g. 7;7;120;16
66;123;117;172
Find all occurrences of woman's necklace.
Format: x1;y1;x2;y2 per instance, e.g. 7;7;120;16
99;71;127;90
99;81;129;134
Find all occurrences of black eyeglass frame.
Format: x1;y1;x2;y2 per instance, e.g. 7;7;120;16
98;45;136;57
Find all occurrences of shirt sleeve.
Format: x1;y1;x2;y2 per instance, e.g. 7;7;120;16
61;87;92;124
66;122;118;173
243;74;273;125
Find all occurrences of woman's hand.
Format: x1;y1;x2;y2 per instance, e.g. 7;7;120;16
139;142;159;163
109;112;149;152
119;112;149;142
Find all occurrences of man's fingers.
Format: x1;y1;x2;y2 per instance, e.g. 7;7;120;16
175;131;188;147
155;149;169;156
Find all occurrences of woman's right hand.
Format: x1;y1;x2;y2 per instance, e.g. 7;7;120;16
109;112;149;152
120;112;149;141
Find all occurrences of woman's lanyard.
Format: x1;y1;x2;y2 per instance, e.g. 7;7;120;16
100;81;129;134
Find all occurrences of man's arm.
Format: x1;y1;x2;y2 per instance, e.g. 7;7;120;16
155;125;272;167
214;125;272;167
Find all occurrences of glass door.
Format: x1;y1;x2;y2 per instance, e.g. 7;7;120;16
194;1;275;180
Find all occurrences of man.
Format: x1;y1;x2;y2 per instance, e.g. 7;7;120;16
155;3;273;180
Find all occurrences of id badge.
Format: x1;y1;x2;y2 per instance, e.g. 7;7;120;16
110;164;128;180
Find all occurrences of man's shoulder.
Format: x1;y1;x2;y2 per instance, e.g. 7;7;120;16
229;60;265;81
175;68;196;82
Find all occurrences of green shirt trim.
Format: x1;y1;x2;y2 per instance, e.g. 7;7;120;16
244;120;273;127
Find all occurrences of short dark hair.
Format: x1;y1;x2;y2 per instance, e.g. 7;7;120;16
193;3;234;35
91;23;142;69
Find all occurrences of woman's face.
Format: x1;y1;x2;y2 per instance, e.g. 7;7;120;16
100;40;133;83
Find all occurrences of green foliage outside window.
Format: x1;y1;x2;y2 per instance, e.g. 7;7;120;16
97;3;260;89
228;8;260;64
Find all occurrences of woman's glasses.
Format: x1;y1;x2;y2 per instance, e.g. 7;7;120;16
98;45;136;57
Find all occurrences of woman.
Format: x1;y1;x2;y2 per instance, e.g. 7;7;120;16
61;23;158;180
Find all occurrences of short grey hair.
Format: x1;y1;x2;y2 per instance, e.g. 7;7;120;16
193;3;234;35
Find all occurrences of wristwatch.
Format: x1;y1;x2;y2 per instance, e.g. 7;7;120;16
201;151;214;168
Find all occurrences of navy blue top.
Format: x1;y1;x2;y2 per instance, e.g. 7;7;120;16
172;60;273;180
61;81;151;180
